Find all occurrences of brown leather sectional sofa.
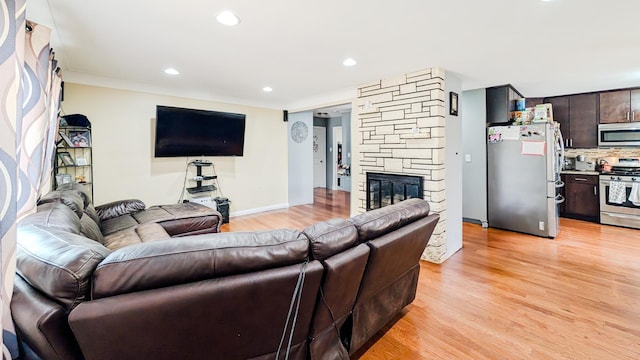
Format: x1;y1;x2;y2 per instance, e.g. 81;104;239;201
12;187;439;360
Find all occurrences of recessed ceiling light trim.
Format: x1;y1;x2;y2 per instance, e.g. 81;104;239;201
216;11;240;26
164;68;180;75
343;58;357;67
263;86;273;92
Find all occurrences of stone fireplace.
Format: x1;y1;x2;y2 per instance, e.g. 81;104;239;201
353;67;453;263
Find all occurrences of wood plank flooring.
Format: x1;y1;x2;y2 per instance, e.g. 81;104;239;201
222;188;640;359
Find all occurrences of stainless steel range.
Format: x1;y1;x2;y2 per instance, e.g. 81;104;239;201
599;157;640;229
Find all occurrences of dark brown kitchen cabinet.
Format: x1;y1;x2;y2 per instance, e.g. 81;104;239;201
544;94;597;148
562;174;599;222
568;93;598;148
486;84;522;124
599;89;640;123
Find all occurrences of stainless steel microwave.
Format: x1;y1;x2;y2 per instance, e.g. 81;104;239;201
598;122;640;147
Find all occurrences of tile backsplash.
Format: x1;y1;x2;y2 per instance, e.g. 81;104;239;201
565;148;640;161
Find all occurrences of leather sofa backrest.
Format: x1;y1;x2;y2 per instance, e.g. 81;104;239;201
56;182;92;207
348;198;430;241
303;219;369;359
19;202;82;235
349;212;440;353
92;229;310;298
16;225;111;310
70;261;324;360
38;190;85;219
304;218;359;261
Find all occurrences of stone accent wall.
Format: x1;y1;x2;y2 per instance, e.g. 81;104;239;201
354;67;447;262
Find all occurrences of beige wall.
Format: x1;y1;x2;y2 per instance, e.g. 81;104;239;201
62;83;288;214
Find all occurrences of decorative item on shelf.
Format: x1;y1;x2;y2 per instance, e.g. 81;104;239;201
55;174;72;187
533;103;554;123
449;92;459;116
76;157;88;166
68;130;91;147
57;151;75;166
75;175;86;183
58;131;74;147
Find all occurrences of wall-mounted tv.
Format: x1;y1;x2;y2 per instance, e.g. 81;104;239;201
154;105;246;157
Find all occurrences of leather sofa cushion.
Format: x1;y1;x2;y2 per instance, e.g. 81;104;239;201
84;204;101;227
38;190;85;218
20;203;81;235
92;229;309;299
16;225;111;310
132;203;217;223
79;214;104;243
95;199;146;222
100;214;138;236
349;198;431;241
102;223;171;250
303;219;359;260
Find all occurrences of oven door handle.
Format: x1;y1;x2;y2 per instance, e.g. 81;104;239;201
602;212;640;220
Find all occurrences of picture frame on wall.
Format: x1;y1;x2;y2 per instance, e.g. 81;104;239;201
450;92;459;116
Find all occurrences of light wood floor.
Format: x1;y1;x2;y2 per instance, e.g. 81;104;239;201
222;188;640;359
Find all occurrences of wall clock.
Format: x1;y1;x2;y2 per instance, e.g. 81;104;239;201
290;121;308;143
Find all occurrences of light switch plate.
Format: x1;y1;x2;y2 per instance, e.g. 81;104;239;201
465;154;471;162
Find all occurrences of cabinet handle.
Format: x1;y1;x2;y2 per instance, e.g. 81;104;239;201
633;112;636;122
575;178;588;181
627;111;630;121
594;186;597;196
569;138;573;147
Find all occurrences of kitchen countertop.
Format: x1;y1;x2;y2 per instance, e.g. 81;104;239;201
561;170;600;176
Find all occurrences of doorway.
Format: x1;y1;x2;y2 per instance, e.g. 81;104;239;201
332;126;342;190
313;126;327;188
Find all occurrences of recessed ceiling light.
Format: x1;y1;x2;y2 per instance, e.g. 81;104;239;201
343;58;357;67
263;86;273;92
164;68;179;75
216;11;240;26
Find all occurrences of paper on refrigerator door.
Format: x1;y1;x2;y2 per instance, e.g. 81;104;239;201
502;126;520;140
488;126;520;143
521;141;546;156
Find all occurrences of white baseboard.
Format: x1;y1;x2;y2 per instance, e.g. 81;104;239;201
229;203;290;217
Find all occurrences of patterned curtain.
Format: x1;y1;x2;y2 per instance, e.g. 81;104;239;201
0;0;62;357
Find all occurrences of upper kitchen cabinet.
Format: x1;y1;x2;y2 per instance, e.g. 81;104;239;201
568;93;598;148
544;94;597;148
599;89;640;123
486;85;522;124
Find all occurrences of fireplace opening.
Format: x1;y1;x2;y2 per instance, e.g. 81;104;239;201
366;172;424;210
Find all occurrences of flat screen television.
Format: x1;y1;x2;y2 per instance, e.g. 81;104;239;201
154;105;246;157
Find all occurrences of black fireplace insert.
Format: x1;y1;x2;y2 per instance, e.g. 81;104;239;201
366;172;424;210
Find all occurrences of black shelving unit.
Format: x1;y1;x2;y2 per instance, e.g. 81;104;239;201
186;161;217;194
54;124;93;199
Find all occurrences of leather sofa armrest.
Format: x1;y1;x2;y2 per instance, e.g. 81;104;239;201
95;199;146;222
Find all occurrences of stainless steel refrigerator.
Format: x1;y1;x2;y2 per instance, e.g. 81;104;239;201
487;123;565;238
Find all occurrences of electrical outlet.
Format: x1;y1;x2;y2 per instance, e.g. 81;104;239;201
539;221;545;231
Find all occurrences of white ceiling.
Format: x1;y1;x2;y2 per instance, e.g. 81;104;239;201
27;0;640;110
